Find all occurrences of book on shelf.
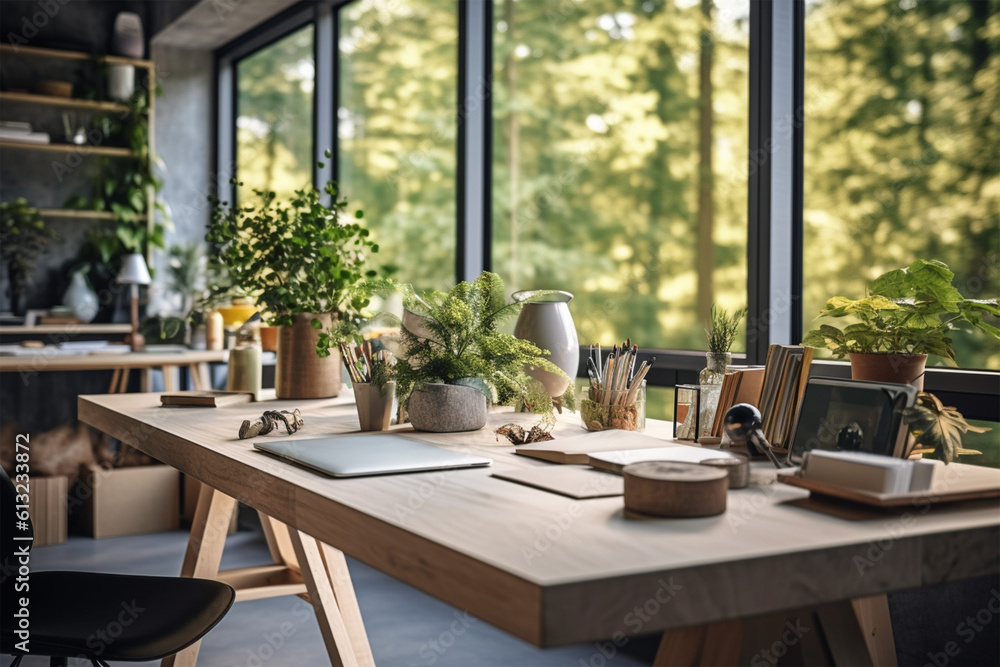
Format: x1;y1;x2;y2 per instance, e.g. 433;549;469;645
710;366;766;437
801;450;935;494
756;344;813;451
0;127;51;144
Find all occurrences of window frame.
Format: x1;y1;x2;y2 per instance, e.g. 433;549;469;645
215;0;999;421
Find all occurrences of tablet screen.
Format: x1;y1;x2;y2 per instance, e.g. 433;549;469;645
787;378;916;464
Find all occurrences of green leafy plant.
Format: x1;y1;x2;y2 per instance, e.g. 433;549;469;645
706;304;746;353
206;153;379;330
67;91;168;273
803;259;1000;365
0;199;57;305
369;272;566;414
903;392;988;464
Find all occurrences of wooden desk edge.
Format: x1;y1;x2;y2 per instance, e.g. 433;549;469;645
77;394;1000;648
77;394;546;645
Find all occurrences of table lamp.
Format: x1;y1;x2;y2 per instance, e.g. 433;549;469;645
118;253;151;351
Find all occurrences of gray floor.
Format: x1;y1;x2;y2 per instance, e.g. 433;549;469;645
4;515;656;667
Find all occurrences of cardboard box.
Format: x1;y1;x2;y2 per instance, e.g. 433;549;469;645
182;474;237;534
28;476;68;546
72;465;180;539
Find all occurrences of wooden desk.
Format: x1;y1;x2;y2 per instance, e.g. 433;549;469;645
79;393;1000;667
2;349;228;392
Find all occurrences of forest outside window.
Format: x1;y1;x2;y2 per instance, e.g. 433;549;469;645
338;0;458;292
492;0;751;352
802;0;999;371
235;24;316;204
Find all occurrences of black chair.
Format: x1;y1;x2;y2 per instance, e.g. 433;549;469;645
1;465;235;667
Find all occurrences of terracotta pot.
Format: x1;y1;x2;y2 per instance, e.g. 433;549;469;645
275;313;341;399
259;326;278;352
848;353;927;391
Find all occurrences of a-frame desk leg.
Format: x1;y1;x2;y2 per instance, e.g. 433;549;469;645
652;594;896;666
163;486;374;667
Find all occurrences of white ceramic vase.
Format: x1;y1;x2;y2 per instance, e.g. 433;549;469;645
107;65;135;101
64;271;99;323
512;290;579;397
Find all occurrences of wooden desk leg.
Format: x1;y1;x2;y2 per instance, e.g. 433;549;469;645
163;365;176;392
319;541;375;667
117;367;130;393
188;363;209;391
289;529;368;667
851;594;897;667
653;620;742;667
162;485;237;667
108;368;122;393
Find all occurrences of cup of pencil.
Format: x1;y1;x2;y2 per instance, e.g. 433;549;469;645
342;341;397;431
580;341;650;432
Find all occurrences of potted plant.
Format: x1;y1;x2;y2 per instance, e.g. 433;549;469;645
0;199;57;314
903;392;988;464
368;272;566;432
207;154;379;399
803;259;999;389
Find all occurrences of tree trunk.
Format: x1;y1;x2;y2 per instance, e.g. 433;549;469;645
697;0;716;327
504;0;520;289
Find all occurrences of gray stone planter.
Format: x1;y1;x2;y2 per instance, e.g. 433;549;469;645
407;383;488;433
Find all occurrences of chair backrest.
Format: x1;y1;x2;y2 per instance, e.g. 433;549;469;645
1;465;33;599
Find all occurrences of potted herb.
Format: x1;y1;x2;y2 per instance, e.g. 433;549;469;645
803;259;999;388
698;305;747;438
374;272;566;432
207;154;379;399
0;199;57;314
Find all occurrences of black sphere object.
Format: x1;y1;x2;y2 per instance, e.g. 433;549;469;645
723;403;763;444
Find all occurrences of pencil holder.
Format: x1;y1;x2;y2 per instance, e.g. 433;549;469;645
580;383;645;432
353;381;396;431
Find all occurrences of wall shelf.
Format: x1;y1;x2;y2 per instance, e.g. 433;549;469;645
0;44;153;69
0;91;131;113
36;209;146;221
0;140;133;157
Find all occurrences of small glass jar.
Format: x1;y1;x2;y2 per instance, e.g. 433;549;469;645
580;381;646;431
698;352;731;438
674;384;701;440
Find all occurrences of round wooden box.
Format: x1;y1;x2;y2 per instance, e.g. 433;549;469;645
623;461;729;517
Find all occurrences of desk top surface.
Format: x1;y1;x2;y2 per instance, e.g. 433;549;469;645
78;391;1000;646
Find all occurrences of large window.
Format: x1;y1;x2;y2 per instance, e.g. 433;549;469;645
803;0;999;370
217;0;998;420
338;0;458;291
235;25;315;203
492;0;750;351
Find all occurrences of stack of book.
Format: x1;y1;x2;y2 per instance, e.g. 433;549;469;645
801;450;935;494
709;366;766;437
0;120;50;144
758;344;813;451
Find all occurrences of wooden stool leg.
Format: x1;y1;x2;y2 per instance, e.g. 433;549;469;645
162;485;236;667
163;365;176;392
188;363;206;390
289;530;363;667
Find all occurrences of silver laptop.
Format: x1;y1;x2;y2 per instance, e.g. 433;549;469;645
254;434;492;478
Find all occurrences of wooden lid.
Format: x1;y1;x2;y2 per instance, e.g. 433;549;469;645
623;461;729;517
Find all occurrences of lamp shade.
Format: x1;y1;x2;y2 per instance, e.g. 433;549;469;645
117;253;151;285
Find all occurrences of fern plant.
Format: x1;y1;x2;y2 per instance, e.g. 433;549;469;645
365;272;566;414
